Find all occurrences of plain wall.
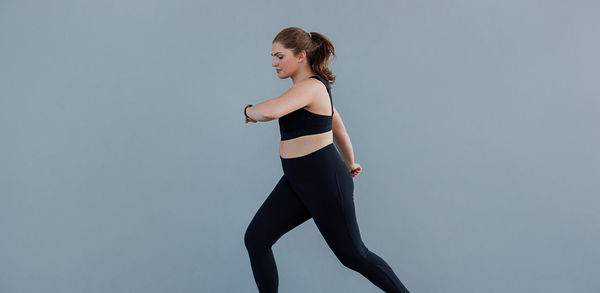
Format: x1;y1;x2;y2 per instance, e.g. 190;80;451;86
1;0;598;292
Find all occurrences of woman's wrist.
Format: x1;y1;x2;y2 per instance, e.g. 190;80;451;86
244;104;253;119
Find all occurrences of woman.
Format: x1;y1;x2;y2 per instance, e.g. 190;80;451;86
242;27;410;293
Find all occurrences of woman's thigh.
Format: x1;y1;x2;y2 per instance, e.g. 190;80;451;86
245;175;312;246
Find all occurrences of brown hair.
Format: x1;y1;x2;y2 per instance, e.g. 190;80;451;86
272;27;336;88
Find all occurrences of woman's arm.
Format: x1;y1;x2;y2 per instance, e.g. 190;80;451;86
332;106;355;167
244;80;318;122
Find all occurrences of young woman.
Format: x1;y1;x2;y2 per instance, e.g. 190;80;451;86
242;27;410;293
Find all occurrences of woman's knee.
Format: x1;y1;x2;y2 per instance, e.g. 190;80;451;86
334;245;370;269
244;223;271;251
244;225;259;250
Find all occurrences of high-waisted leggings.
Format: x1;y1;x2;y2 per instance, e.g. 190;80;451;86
244;143;410;292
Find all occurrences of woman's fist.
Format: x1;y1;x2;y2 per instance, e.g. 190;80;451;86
348;162;362;178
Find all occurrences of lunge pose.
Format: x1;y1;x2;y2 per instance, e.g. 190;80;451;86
243;27;410;293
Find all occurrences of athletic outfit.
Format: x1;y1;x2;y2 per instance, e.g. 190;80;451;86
244;75;410;293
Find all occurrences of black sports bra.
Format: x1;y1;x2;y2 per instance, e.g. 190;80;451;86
278;75;333;141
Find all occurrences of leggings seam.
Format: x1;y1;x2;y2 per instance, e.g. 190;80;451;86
334;167;363;257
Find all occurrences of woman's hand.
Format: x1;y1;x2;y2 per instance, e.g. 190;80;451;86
244;104;257;123
348;162;362;178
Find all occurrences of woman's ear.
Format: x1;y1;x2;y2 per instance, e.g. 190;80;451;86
298;50;307;63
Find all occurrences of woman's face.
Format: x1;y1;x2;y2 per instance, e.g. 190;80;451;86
271;42;303;78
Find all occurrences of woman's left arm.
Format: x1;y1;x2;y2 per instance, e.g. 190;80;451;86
332;106;355;166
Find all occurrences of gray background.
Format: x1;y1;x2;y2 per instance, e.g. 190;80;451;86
1;0;598;292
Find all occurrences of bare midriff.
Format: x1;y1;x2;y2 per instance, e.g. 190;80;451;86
279;130;333;159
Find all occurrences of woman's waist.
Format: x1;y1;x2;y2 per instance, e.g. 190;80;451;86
280;142;345;182
279;131;333;158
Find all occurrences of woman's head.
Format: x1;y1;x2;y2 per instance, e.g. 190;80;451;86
271;27;336;87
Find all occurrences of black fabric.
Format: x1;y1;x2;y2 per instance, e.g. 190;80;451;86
278;75;333;141
244;143;410;293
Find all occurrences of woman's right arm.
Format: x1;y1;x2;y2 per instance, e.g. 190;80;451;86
332;106;355;167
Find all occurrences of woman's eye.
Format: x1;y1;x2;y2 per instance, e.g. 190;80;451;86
278;57;283;59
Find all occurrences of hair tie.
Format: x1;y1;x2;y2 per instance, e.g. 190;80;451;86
308;32;312;38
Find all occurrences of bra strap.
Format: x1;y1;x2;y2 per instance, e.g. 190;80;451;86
309;75;333;116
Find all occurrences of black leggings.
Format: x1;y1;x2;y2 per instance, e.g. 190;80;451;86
244;143;410;293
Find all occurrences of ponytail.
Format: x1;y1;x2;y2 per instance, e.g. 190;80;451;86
307;31;336;88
